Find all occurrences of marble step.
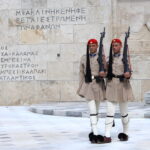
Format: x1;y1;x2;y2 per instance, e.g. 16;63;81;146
144;91;150;105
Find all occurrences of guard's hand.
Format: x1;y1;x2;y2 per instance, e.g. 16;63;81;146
124;72;131;78
99;71;106;77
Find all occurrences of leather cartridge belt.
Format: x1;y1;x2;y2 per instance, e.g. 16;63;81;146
112;74;124;78
112;73;124;82
91;75;99;80
91;75;104;83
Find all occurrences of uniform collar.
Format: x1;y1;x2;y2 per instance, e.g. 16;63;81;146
113;53;121;57
89;53;97;57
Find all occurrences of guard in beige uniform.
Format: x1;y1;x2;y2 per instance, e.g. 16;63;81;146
77;39;106;143
103;39;135;143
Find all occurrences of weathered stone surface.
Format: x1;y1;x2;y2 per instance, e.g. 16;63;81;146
16;81;37;105
87;0;100;6
31;0;47;8
73;62;80;80
47;0;73;8
0;0;21;9
22;0;47;8
47;62;74;80
131;55;150;79
60;81;82;101
73;0;87;7
99;0;111;6
74;24;104;43
60;44;85;62
47;25;74;44
86;7;105;24
20;30;48;44
35;81;60;102
21;0;33;8
0;10;19;45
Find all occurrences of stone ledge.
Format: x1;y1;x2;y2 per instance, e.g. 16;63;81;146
144;91;150;105
144;112;150;118
29;107;141;118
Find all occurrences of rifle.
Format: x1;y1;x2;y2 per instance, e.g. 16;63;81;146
98;27;105;72
122;27;130;73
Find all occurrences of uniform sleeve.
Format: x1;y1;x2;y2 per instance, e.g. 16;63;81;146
102;54;107;72
128;55;132;72
103;56;109;72
77;56;85;95
127;50;132;73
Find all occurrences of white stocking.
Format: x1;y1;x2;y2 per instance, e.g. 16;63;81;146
119;102;129;134
88;100;100;135
105;101;116;137
95;100;100;121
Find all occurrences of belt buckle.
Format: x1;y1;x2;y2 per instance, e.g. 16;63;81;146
92;75;94;80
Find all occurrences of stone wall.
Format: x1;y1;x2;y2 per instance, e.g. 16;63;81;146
0;0;149;105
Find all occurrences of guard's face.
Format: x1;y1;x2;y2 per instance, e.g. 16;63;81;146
89;44;98;54
112;42;122;53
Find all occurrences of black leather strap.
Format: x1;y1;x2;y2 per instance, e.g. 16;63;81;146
107;115;114;117
122;114;128;118
90;113;98;116
111;73;125;82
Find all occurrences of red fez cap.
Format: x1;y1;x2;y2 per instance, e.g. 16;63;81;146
111;39;122;45
87;39;98;45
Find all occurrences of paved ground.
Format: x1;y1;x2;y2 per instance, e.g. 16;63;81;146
29;101;150;118
0;106;149;150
